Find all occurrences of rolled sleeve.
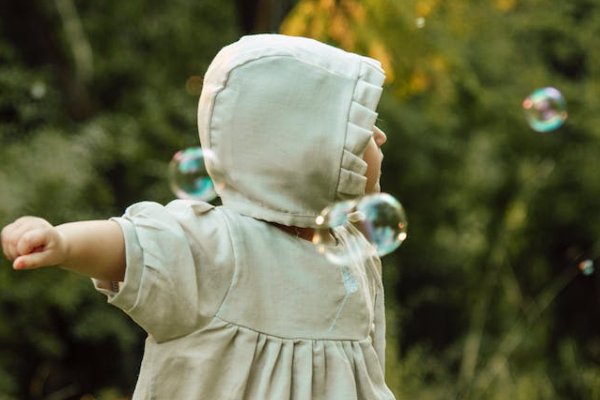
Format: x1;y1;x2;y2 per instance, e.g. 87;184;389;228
93;201;211;342
93;216;144;309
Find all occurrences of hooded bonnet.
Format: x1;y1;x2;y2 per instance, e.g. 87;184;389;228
197;34;385;228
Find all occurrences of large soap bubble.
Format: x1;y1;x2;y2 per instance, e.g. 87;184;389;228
313;193;408;265
168;147;217;201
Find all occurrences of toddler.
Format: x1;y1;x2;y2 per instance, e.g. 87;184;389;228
1;34;395;400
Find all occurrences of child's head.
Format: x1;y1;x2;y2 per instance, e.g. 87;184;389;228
197;34;386;228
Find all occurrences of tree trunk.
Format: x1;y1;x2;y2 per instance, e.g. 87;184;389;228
234;0;300;33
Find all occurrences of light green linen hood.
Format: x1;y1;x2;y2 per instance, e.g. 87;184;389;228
197;34;385;228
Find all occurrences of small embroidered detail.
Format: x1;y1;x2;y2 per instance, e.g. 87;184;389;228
328;266;359;332
342;266;358;293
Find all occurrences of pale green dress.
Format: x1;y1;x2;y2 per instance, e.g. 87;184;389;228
95;200;396;400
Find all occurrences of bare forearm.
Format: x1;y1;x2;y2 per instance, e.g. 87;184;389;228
56;220;125;281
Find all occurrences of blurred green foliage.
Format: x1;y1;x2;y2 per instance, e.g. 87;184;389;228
284;0;600;399
0;0;239;398
1;0;600;399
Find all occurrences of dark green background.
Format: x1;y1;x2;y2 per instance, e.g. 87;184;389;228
0;0;599;399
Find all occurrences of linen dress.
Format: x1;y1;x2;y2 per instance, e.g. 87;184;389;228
96;200;395;399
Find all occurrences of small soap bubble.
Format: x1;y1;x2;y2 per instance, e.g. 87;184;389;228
578;259;594;276
168;147;217;201
313;193;408;265
30;80;47;99
522;87;567;132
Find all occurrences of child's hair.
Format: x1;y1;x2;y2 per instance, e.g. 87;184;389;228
197;34;385;227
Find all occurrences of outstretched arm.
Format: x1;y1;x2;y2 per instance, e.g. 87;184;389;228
1;217;125;282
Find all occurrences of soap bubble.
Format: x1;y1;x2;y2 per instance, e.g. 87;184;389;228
578;259;594;276
168;147;217;201
30;80;47;99
522;87;568;132
355;193;408;256
313;193;408;265
313;200;360;265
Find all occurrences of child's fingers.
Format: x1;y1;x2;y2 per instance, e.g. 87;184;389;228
3;224;31;261
0;225;12;260
13;227;64;270
1;217;52;261
13;251;54;270
0;221;23;260
1;222;28;261
16;229;49;258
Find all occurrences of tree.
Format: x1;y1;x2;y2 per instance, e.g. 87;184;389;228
234;0;300;33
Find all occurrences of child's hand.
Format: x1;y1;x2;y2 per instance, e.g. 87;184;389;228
1;217;68;270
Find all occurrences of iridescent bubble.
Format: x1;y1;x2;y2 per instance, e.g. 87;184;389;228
313;193;408;265
522;87;568;132
313;200;361;265
354;193;408;257
168;147;217;201
578;259;594;276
